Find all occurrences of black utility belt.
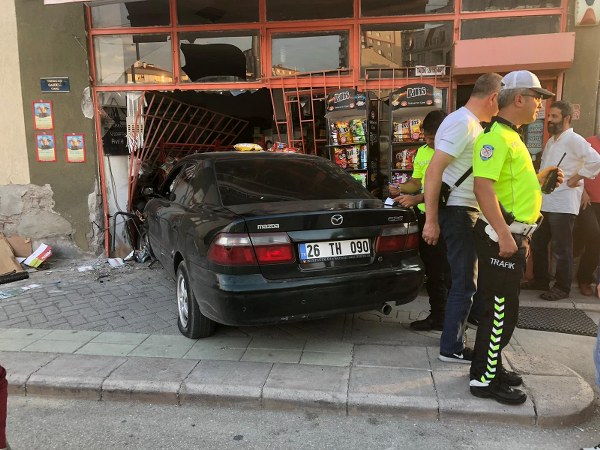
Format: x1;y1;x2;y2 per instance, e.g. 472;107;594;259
476;216;538;243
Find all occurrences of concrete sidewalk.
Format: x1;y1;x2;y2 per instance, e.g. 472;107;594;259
0;259;597;427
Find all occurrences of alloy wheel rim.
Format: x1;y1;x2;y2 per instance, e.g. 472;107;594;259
177;273;189;328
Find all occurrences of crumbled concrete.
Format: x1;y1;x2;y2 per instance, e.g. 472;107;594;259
86;182;104;255
0;183;96;258
0;184;27;217
16;211;73;238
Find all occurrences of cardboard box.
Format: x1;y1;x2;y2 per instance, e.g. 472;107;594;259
0;235;22;276
6;236;33;258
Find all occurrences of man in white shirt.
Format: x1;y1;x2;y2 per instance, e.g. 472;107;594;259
423;72;503;363
523;100;600;300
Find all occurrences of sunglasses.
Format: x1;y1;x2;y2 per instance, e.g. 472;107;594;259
521;93;543;101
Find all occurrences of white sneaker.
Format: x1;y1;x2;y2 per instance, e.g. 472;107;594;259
580;444;600;450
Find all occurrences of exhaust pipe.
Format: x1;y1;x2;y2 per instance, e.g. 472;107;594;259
380;303;392;316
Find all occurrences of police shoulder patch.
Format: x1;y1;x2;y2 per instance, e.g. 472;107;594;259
480;144;494;161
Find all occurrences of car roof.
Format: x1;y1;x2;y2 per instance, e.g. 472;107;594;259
178;151;320;164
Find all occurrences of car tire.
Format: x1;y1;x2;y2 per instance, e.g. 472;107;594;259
176;263;216;339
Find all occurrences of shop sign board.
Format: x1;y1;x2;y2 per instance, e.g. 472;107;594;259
102;107;129;156
40;77;70;93
391;83;441;109
414;65;446;77
326;89;367;112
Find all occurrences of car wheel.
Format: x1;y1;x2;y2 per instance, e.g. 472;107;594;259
176;263;216;339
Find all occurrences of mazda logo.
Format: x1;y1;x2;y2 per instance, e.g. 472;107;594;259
331;214;343;226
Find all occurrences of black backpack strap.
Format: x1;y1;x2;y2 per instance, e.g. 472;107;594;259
452;167;473;189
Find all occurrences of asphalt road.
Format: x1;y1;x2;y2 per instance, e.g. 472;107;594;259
6;396;600;450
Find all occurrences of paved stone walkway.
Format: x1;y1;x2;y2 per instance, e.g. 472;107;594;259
0;258;597;426
0;261;178;334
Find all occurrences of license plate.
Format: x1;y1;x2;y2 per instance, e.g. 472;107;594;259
299;239;371;263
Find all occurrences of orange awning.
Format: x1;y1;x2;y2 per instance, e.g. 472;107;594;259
453;32;575;76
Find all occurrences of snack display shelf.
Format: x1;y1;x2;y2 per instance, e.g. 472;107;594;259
325;88;381;193
387;84;445;187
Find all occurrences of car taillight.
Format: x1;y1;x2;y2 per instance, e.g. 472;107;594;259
207;234;257;265
207;233;295;266
250;233;295;264
376;223;420;253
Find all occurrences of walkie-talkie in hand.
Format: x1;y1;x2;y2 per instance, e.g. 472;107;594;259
541;152;566;195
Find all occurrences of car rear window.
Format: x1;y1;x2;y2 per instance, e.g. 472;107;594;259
214;157;374;205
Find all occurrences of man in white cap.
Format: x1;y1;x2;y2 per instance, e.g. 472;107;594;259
469;70;562;404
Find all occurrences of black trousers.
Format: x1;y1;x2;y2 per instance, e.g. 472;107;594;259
575;203;600;284
417;210;450;320
470;220;528;384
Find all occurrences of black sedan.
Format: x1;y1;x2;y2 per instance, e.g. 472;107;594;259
143;151;423;339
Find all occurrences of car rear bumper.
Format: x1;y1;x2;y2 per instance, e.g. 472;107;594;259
188;258;424;326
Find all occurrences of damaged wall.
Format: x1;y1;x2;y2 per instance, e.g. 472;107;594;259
12;0;99;252
0;184;81;257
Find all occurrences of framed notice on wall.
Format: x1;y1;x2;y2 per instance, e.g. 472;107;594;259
32;100;54;130
65;133;86;163
35;133;56;162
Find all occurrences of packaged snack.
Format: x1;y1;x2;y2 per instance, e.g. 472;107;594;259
395;147;417;170
401;121;410;141
359;146;367;169
403;148;417;170
347;146;360;169
336;121;352;144
350;119;366;144
410;118;422;141
234;143;263;152
330;122;338;145
392;172;411;185
392;122;404;143
333;148;347;168
351;172;367;188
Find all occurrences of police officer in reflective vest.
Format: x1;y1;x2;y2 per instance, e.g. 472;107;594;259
469;70;562;405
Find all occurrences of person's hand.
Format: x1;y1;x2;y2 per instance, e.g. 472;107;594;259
388;185;401;197
497;230;518;258
567;175;583;188
582;190;591;209
555;168;564;186
537;166;564;189
395;194;421;208
422;219;440;246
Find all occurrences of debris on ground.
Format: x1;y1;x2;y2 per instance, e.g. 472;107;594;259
23;243;52;268
0;234;29;285
0;283;41;300
107;258;125;268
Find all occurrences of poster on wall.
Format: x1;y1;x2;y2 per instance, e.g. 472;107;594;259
65;133;86;163
32;100;54;130
575;0;600;26
35;133;56;162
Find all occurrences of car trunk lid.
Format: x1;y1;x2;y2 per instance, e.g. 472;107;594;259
225;200;418;280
